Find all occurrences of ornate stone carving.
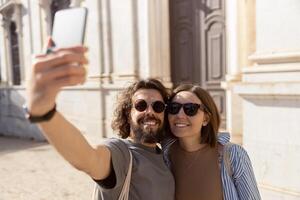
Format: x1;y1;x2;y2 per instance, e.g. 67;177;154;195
38;0;53;9
0;15;10;38
0;0;21;14
70;0;83;7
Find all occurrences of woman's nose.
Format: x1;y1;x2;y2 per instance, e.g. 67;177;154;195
177;107;186;116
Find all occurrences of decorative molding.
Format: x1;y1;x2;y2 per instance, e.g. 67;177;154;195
225;74;242;82
70;0;83;7
220;79;242;90
0;0;24;86
234;82;300;98
12;3;21;33
0;0;21;14
249;51;300;65
0;0;22;32
112;73;138;80
259;183;300;198
0;14;10;30
38;0;53;9
242;64;300;74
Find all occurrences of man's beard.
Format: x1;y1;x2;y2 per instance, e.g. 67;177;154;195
130;115;164;144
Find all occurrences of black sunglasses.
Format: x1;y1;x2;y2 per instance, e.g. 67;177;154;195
167;102;207;116
134;99;166;113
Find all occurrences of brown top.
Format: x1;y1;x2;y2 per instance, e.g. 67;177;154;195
169;141;223;200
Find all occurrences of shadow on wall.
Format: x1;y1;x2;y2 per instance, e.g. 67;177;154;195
0;88;45;141
242;95;300;108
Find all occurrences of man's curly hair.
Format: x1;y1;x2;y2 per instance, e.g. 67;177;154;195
111;79;170;138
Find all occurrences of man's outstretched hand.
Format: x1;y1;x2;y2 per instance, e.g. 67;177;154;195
26;38;88;116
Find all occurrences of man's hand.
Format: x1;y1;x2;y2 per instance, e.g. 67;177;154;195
25;40;112;180
26;43;88;116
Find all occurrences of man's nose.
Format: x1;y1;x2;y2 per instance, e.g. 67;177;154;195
145;105;155;113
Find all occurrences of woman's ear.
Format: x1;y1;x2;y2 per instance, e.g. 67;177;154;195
202;114;210;126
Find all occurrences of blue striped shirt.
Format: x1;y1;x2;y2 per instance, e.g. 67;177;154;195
163;132;261;200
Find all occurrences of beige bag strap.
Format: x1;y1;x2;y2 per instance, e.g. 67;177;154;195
92;150;133;200
118;150;133;200
218;142;233;178
223;143;232;178
92;183;98;200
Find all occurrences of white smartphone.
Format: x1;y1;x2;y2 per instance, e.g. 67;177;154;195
51;7;88;48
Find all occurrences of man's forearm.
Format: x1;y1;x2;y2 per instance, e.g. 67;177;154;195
39;111;96;172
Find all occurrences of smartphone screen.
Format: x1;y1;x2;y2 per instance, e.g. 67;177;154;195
51;7;88;48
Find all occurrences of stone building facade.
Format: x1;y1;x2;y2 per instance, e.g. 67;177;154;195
0;0;299;199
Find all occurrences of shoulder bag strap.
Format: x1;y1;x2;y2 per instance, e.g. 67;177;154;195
223;143;233;178
218;142;233;178
118;150;133;200
92;148;133;200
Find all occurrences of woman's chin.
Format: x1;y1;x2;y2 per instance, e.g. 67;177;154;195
172;131;188;138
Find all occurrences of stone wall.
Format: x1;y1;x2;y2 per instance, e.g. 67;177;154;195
0;88;44;140
234;0;300;198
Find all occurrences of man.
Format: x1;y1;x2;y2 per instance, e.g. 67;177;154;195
25;43;175;199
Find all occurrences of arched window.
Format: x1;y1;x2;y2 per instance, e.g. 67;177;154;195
50;0;71;29
9;21;21;85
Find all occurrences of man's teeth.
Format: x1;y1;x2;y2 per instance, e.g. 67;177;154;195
143;121;157;125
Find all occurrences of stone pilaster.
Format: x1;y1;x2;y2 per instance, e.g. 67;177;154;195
0;15;10;84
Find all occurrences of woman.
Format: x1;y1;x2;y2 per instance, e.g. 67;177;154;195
164;84;261;200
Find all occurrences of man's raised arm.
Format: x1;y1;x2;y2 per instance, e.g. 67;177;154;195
26;43;111;180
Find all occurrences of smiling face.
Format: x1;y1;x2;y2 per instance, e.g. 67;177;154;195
168;91;208;141
130;89;165;144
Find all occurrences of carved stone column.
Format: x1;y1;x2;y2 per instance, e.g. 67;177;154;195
70;0;83;7
0;4;15;85
222;0;243;144
0;15;11;84
39;0;53;37
39;0;53;7
148;0;172;87
11;3;25;84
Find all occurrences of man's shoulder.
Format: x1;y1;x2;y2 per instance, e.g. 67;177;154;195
103;137;127;145
101;137;130;152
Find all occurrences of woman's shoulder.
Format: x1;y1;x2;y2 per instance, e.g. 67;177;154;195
217;132;230;145
218;133;252;168
218;132;248;155
225;142;249;159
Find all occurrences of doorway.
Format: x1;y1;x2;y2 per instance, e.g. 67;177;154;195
169;0;227;128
